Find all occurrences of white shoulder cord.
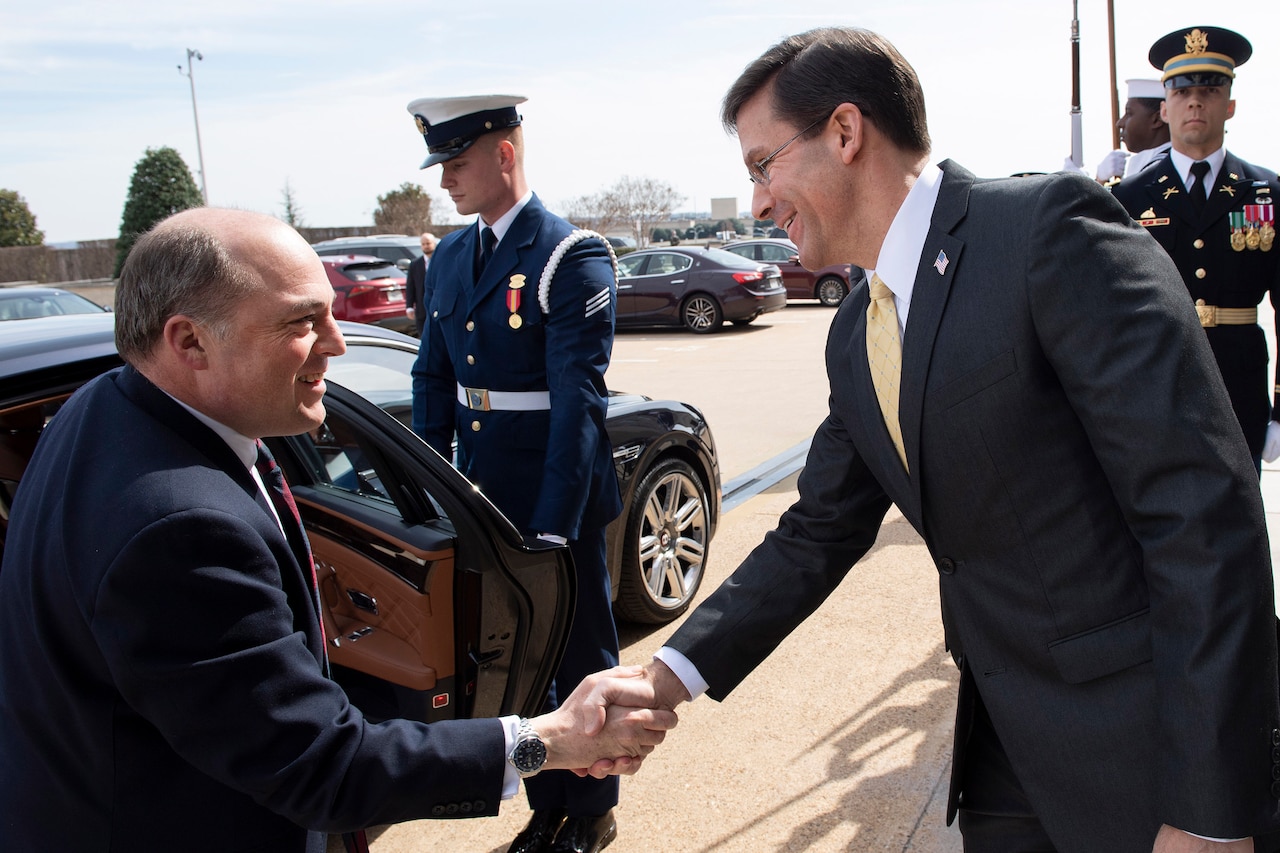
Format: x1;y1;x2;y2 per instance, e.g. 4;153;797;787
537;229;619;315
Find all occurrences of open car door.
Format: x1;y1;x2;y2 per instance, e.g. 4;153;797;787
268;382;575;724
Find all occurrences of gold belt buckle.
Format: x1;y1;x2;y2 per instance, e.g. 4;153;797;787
465;387;491;411
1195;299;1217;328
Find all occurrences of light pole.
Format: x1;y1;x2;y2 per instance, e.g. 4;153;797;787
178;48;208;204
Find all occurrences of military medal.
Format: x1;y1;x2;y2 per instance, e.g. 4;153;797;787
1244;205;1264;250
507;274;526;329
1230;211;1247;252
1260;205;1275;252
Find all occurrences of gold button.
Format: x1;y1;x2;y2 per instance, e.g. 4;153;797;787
471;420;481;432
466;321;475;331
466;355;475;365
1195;268;1207;279
1193;239;1205;249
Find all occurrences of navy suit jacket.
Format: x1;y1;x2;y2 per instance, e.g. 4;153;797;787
667;163;1280;851
411;194;621;538
406;253;428;334
0;365;505;852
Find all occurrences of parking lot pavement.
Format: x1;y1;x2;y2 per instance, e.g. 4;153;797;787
337;475;963;853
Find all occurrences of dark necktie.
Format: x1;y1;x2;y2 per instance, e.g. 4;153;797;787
476;226;496;280
254;440;325;645
1190;160;1211;214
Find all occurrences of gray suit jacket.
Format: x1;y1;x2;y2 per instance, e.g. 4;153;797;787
668;162;1280;852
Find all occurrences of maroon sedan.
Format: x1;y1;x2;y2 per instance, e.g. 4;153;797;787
722;238;863;307
320;254;413;333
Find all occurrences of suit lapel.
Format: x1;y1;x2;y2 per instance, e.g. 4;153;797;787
900;163;968;511
1142;157;1197;225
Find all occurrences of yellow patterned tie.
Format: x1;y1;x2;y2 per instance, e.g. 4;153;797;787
866;273;908;471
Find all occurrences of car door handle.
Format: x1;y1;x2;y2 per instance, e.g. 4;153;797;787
671;279;685;284
346;588;379;615
617;284;633;290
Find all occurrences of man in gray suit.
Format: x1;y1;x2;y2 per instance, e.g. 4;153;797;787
631;27;1280;853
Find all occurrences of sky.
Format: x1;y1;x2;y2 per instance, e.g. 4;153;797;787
2;1;1278;244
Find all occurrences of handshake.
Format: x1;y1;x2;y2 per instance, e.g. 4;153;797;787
526;661;690;778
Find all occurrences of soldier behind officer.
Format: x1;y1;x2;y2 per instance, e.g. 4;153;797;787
1113;26;1280;469
1095;78;1172;183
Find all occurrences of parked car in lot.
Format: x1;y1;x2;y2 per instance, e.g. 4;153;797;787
0;286;109;321
722;238;864;307
311;235;424;271
0;314;719;723
321;254;413;334
615;246;786;333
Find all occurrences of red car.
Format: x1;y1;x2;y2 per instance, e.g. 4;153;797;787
321;254;413;333
722;239;863;307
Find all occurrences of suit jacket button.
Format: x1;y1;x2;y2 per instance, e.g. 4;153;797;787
1271;764;1280;782
471;420;482;432
1193;239;1205;249
446;803;459;815
1272;728;1280;746
1272;746;1280;763
467;354;476;365
1195;268;1207;279
938;557;956;575
466;320;476;331
460;801;473;814
475;800;487;812
431;805;445;817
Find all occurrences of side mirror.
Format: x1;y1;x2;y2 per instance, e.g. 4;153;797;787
396;258;411;272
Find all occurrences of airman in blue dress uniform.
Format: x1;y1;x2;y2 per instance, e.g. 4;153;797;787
406;94;623;853
1113;27;1280;467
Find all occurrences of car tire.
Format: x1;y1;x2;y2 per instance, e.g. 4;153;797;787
816;276;848;307
615;457;710;624
730;316;756;326
681;294;723;333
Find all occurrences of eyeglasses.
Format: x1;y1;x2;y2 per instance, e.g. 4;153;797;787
747;116;825;185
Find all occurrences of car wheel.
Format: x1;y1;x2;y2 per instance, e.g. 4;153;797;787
681;294;723;333
816;276;848;307
615;457;710;624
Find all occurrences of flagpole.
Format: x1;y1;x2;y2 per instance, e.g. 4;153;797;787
1107;0;1120;149
1070;0;1083;168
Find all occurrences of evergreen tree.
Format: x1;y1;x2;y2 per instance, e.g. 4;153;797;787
114;147;203;276
0;189;44;247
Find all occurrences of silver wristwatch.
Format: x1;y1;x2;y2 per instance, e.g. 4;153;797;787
507;718;548;777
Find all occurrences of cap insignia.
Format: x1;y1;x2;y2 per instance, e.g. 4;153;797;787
1185;28;1209;55
414;115;428;135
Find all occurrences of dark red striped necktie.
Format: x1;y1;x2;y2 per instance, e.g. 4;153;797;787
254;440;325;645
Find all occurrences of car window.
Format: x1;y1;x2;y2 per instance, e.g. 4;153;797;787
0;292;105;321
722;245;755;261
646;253;692;276
616;253;647;278
338;261;403;282
757;244;794;263
702;247;768;270
295;414;395;504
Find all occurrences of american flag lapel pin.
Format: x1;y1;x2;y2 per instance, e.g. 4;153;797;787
933;250;949;275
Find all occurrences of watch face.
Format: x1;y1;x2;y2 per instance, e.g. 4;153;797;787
513;737;547;773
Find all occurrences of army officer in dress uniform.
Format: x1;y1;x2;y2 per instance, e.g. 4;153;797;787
406;94;624;853
1113;26;1280;468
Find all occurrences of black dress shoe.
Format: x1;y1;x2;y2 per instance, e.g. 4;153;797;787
550;810;617;853
507;808;567;853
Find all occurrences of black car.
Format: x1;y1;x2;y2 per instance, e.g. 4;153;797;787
0;314;719;723
615;246;787;333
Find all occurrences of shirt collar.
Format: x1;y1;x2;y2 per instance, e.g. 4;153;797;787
480;189;534;245
164;392;258;471
1168;146;1225;191
867;161;943;327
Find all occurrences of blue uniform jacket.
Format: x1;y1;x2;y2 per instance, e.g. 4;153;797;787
411;194;622;538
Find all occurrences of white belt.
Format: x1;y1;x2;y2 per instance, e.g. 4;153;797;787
457;384;551;412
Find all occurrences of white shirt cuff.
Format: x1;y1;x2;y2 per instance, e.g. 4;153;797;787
653;646;708;699
500;715;521;799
